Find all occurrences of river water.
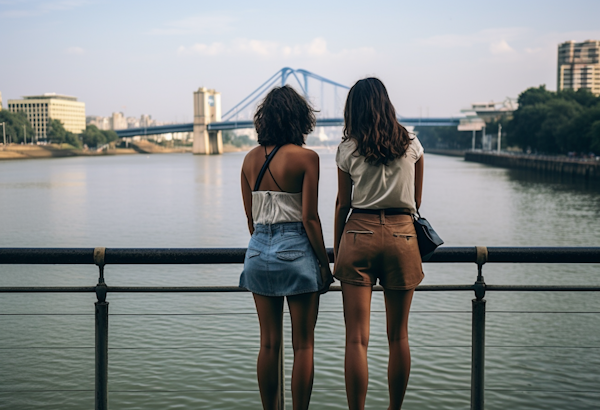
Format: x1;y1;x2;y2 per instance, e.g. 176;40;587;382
0;150;599;410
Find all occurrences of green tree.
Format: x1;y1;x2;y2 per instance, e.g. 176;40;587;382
517;85;555;107
0;110;34;144
47;119;82;148
558;88;600;108
508;85;600;154
101;129;118;143
80;125;107;147
414;126;472;150
222;130;235;145
538;99;582;153
590;121;600;153
222;130;255;147
559;105;600;153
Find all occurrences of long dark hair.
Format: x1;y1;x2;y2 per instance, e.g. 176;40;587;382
254;85;316;146
343;78;412;166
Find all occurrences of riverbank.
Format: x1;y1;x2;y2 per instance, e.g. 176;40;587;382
0;143;191;160
426;148;466;157
465;151;600;180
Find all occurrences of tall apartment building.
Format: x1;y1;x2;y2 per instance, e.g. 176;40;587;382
110;112;127;130
557;40;600;96
8;93;85;139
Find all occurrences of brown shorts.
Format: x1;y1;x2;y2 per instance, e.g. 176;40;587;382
334;212;424;290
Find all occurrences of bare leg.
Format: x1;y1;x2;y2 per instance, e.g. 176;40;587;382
341;282;373;410
384;288;414;410
254;294;284;410
287;292;320;410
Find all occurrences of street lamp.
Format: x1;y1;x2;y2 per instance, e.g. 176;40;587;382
1;122;5;148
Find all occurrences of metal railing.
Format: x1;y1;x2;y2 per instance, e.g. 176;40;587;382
1;246;600;410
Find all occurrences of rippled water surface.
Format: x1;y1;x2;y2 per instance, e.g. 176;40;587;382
1;151;599;409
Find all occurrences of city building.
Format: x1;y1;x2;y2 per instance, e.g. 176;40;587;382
458;98;517;151
557;40;600;96
8;93;85;139
86;115;111;130
110;112;127;130
127;117;140;129
86;113;160;131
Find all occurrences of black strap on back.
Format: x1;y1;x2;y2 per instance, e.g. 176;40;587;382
253;145;282;191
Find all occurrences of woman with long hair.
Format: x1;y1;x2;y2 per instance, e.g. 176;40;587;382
334;78;424;410
240;85;333;410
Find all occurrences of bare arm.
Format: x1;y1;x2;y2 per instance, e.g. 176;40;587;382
301;152;330;268
415;155;424;210
241;165;254;235
334;168;352;259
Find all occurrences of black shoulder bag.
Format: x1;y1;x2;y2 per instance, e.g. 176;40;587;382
413;210;444;261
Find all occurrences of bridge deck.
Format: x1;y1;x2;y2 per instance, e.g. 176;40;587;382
115;117;461;138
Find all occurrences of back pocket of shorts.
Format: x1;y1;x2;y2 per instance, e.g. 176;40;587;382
393;233;415;241
276;250;305;261
246;249;261;258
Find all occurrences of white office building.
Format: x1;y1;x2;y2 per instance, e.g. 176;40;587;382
8;93;85;139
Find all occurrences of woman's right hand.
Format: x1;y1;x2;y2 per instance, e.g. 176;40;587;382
320;264;334;290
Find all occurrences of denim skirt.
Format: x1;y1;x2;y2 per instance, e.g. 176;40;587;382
240;222;323;297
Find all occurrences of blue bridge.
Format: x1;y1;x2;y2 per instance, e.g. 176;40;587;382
115;68;461;153
114;116;460;139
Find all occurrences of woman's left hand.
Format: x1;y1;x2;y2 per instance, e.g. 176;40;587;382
320;265;334;293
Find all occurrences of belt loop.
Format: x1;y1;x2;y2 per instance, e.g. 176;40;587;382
380;209;385;225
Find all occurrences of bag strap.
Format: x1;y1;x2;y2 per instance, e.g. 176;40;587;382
253;145;282;191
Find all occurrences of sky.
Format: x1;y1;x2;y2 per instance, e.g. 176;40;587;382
1;0;600;122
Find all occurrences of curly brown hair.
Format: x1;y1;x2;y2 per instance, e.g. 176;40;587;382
343;78;412;166
254;85;316;146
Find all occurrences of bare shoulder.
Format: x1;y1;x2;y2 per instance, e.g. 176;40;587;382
288;145;319;162
242;146;263;168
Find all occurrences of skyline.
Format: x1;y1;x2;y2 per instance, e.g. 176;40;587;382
2;0;600;122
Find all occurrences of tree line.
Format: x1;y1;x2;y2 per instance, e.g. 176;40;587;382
507;86;600;154
416;86;600;155
0;111;118;148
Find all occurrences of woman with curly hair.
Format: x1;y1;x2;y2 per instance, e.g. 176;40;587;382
239;85;333;410
334;78;425;410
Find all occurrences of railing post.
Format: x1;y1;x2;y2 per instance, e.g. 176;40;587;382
94;247;108;410
471;246;487;410
277;324;285;409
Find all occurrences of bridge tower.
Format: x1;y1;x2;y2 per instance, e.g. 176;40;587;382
193;88;223;155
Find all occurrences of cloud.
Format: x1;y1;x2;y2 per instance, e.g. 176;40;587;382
282;38;328;57
149;14;236;35
0;0;91;18
490;40;515;54
65;46;84;55
418;27;529;55
178;37;375;59
233;39;280;57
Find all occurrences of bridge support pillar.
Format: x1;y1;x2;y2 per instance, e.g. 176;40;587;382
193;87;223;155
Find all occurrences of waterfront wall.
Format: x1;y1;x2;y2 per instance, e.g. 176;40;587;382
465;151;600;180
426;148;466;157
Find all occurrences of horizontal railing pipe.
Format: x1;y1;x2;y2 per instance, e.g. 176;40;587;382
1;247;600;265
3;285;600;294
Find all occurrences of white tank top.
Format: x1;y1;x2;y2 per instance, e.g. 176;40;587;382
252;191;303;225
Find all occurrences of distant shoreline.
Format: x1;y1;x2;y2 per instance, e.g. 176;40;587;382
0;143;262;160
